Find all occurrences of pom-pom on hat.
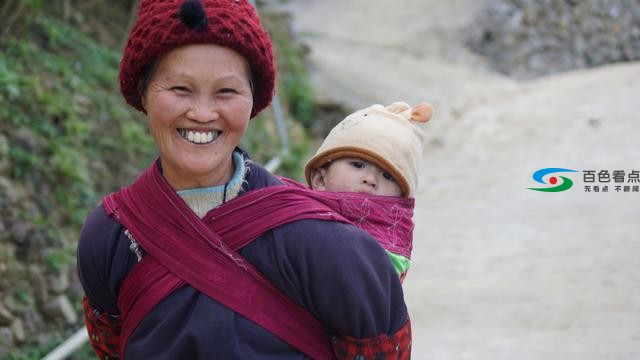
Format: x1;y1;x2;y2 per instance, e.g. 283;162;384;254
305;101;433;198
119;0;275;118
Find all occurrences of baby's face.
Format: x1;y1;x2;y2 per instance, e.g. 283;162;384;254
314;157;402;196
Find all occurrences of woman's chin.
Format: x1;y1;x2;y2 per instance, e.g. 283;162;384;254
185;159;233;182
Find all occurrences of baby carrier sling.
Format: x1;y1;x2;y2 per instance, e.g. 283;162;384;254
104;161;414;359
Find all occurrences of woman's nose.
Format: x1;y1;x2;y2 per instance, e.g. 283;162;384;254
187;98;219;122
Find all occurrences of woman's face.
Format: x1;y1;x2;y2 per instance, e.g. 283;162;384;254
142;44;253;190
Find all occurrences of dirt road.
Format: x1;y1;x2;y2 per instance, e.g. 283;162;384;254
275;1;640;359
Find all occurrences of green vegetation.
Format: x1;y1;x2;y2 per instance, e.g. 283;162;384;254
2;15;156;223
263;12;316;129
0;13;156;358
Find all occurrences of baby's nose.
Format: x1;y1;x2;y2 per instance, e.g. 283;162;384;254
362;173;377;188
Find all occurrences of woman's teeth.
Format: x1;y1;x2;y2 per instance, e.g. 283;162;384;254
178;129;220;144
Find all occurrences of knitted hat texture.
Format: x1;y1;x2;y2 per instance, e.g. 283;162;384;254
119;0;275;118
305;102;433;198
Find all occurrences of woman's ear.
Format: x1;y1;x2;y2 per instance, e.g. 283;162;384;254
309;168;327;191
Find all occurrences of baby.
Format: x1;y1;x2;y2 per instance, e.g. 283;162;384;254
304;101;433;279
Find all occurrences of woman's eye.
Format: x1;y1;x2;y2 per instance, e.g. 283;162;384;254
382;172;395;182
220;88;238;94
350;161;365;169
171;86;190;93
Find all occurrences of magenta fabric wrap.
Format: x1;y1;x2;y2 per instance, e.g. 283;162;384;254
274;177;415;259
104;161;414;359
103;161;337;360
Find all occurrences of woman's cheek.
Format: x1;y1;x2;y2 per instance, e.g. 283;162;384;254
149;91;185;117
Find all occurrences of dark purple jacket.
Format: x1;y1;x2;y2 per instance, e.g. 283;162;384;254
77;159;408;359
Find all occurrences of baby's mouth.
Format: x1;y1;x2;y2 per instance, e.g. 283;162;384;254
178;129;221;144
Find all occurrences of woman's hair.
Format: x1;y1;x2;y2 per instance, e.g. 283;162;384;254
136;62;158;102
120;0;274;118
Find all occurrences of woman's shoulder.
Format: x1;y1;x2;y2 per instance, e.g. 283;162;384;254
77;202;132;268
275;218;386;260
77;202;137;313
82;201;117;227
244;159;283;189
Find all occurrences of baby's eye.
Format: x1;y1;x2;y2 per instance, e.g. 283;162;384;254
350;161;365;169
382;172;395;182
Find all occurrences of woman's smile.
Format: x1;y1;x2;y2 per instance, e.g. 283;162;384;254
177;128;221;144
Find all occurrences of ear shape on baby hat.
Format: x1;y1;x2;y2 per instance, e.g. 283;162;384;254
410;103;433;123
386;101;433;123
386;101;411;114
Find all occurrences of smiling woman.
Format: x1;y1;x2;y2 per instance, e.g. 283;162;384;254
76;0;411;359
142;44;253;190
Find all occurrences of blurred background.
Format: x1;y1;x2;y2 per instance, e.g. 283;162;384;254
1;0;639;359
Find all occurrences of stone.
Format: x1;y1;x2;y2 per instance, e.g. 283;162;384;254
43;295;78;325
29;265;49;304
49;268;71;294
21;308;44;336
9;222;31;245
0;176;17;206
0;326;14;358
15;127;37;151
10;318;25;344
0;303;13;326
464;0;640;78
0;134;8;172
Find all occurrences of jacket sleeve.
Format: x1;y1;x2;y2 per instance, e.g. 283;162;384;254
77;204;137;359
241;219;412;358
331;319;411;359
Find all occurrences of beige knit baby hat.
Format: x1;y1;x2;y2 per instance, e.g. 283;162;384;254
304;101;433;198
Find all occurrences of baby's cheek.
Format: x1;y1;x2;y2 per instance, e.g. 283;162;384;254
326;179;349;192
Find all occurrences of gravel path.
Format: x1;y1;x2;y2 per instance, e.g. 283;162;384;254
275;1;640;359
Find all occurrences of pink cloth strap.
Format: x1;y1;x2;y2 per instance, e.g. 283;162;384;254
104;162;338;360
273;177;415;258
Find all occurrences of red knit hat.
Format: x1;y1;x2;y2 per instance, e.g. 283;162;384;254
119;0;275;118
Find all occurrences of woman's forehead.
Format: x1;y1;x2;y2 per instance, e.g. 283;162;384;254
158;44;249;73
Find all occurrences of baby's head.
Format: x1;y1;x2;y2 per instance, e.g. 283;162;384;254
305;101;433;198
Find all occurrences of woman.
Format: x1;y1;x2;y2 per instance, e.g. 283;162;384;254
77;0;411;359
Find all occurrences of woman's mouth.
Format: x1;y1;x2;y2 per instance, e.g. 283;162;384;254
178;129;221;144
